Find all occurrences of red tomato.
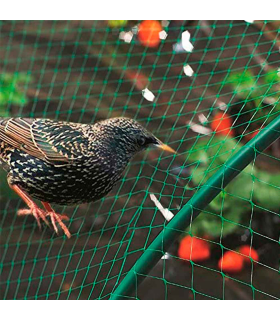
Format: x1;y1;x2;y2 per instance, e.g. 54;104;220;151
211;112;233;136
239;245;259;264
178;235;210;262
138;20;162;48
218;251;244;273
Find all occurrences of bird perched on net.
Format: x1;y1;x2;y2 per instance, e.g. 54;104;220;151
0;117;175;238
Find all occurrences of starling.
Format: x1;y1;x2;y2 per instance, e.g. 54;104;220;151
0;117;175;238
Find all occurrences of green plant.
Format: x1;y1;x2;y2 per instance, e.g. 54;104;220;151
225;69;280;127
0;72;32;116
0;72;31;198
108;20;128;28
187;135;280;237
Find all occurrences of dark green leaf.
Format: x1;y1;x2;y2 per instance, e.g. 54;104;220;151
263;70;280;85
253;170;280;210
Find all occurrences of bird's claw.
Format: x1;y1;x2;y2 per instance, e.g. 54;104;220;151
46;211;71;239
17;206;71;238
17;206;50;229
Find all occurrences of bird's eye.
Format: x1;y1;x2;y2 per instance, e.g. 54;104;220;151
138;137;146;146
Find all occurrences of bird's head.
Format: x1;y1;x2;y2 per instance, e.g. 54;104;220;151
94;117;175;158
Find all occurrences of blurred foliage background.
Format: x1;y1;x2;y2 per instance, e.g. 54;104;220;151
0;20;279;300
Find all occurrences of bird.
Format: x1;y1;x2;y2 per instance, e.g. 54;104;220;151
0;117;175;238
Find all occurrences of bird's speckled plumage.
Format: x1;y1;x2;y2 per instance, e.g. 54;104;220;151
0;116;175;237
0;117;162;206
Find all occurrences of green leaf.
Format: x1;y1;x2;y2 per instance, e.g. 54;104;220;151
108;20;128;28
14;73;33;83
187;136;256;238
0;72;30;107
188;136;252;184
208;190;231;212
0;108;10;117
0;73;13;83
187;138;211;165
188;136;240;165
190;166;208;186
253;170;280;210
0;92;7;104
0;168;19;199
227;70;255;85
227;70;257;98
226;169;255;201
189;205;244;237
263;69;280;85
9;92;28;105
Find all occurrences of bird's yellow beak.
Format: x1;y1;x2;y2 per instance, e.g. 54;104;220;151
156;142;176;154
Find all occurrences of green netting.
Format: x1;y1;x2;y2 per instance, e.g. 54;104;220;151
0;20;279;300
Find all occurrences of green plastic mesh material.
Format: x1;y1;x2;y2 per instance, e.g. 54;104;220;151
0;20;279;300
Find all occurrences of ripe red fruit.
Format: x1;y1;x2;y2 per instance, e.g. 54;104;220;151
239;245;259;264
218;251;244;273
211;112;233;136
138;20;162;48
178;235;210;262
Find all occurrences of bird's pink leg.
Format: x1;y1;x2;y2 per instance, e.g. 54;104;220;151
9;184;50;229
41;202;71;239
9;184;71;238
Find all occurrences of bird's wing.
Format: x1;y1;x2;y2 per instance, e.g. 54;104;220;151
0;118;90;165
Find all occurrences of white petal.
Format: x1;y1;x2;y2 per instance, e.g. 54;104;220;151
188;121;212;135
119;31;125;39
218;102;227;110
181;30;194;52
161;20;170;27
244;20;254;23
119;31;133;43
142;88;155;102
183;64;194;77
182;30;190;41
159;30;168;40
150;193;174;221
198;113;208;124
173;42;185;53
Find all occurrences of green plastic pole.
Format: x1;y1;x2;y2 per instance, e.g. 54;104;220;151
110;115;280;300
